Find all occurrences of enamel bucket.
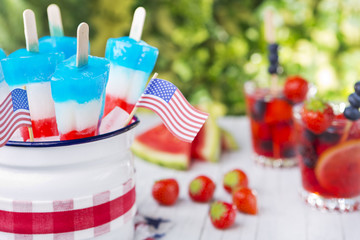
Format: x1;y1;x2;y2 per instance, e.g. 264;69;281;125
0;119;139;240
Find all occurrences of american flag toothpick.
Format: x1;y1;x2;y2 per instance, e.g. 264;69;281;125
0;88;32;147
133;77;208;142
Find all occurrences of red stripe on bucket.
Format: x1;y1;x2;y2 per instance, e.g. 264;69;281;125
0;187;135;234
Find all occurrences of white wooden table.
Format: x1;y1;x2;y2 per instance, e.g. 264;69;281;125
134;115;360;240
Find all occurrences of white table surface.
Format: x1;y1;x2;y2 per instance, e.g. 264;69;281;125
134;115;360;240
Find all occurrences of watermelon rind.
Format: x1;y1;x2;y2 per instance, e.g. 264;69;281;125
197;115;221;162
220;127;239;151
131;139;189;170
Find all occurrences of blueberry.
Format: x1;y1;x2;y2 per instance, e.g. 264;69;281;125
251;99;267;121
260;140;273;152
268;43;279;53
298;144;318;169
344;106;360;121
303;129;317;143
268;64;278;74
281;146;296;158
268;53;278;64
348;93;360;108
354;81;360;96
303;156;317;169
318;128;340;144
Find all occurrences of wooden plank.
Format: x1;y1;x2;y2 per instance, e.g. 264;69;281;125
307;210;343;240
341;212;360;240
134;116;357;240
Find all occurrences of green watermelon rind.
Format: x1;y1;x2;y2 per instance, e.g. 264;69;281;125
201;116;221;162
131;139;189;170
220;127;239;151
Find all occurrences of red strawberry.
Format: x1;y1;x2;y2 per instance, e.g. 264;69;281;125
284;75;309;103
301;99;334;134
209;201;236;229
223;169;249;193
152;178;179;206
232;187;258;215
189;175;216;202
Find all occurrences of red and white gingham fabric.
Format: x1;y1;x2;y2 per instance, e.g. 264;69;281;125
0;178;136;240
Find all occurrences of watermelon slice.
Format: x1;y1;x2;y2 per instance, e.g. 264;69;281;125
191;115;221;162
221;127;239;151
131;124;192;170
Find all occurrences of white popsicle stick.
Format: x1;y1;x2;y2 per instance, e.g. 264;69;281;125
265;9;275;44
76;22;89;68
23;9;39;52
47;4;64;37
129;7;146;41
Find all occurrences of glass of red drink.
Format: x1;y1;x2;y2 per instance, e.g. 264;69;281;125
294;103;360;212
244;81;300;167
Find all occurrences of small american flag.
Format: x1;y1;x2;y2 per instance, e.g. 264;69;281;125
135;78;208;142
0;88;32;147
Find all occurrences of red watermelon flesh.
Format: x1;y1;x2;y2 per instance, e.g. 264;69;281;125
191;115;221;162
132;123;192;170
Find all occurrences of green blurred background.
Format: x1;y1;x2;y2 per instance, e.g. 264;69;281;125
1;0;360;115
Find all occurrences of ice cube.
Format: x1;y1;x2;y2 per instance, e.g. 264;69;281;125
100;106;130;134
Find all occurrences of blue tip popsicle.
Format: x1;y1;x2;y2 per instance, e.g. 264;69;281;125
103;7;159;116
0;49;10;103
38;4;77;59
0;9;66;141
2;50;64;87
39;36;77;59
51;22;110;141
51;55;110;140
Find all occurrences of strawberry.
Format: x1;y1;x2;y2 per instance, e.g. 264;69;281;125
284;75;309;103
152;178;179;206
209;201;236;229
232;187;258;215
189;175;216;202
223;169;249;193
301;99;334;134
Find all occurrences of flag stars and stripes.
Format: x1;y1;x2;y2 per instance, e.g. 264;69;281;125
144;79;177;103
11;89;30;111
136;78;208;142
0;88;32;147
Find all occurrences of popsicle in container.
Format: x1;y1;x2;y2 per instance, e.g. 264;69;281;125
1;10;64;141
104;7;159;115
39;4;76;59
0;49;10;104
51;23;110;140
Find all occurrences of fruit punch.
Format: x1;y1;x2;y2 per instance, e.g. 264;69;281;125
294;102;360;211
245;82;298;167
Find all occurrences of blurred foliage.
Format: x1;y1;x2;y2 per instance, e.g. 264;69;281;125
1;0;360;114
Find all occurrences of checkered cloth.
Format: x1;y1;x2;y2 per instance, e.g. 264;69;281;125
0;179;136;240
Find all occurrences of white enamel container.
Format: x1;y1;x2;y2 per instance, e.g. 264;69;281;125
0;119;139;240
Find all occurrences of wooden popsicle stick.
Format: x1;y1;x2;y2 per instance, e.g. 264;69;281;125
123;72;158;127
129;7;146;41
47;4;64;37
23;9;39;52
76;22;89;68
